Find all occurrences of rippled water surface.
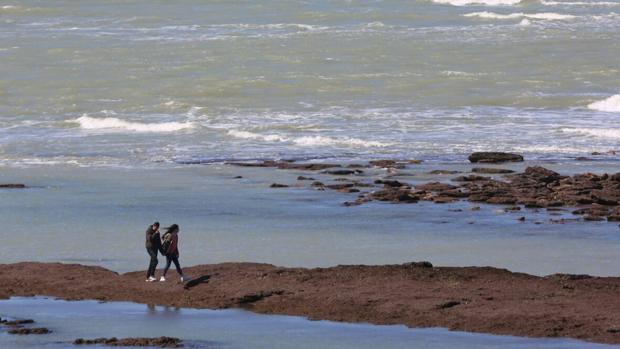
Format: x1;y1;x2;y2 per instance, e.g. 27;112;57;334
1;297;618;349
1;0;619;166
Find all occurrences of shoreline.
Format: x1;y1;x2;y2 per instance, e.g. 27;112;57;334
1;262;619;344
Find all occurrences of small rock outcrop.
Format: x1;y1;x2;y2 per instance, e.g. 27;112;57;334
468;152;524;163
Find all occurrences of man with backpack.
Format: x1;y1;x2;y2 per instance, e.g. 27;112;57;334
145;222;162;282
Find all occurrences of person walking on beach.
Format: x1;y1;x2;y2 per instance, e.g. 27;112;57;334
145;221;162;282
160;224;185;282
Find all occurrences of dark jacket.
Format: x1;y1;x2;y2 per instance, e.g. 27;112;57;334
145;226;162;251
162;232;179;257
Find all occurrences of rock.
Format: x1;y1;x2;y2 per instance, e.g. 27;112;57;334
8;328;50;335
486;196;517;205
429;170;460;175
297;176;315;181
0;184;26;189
436;301;461;309
523;166;562;183
471;168;515;174
324;169;357;175
369;160;397;168
433;196;458;203
415;182;457;191
468;152;524;163
73;337;182;347
227;161;340;171
311;181;325;187
368;160;406;169
374;179;410;188
370;188;419;203
2;319;34;326
326;183;355;190
452;175;490;182
575;157;592;161
233;176;243;179
270;183;289;188
338;188;360;193
504;206;521;211
404;261;433;268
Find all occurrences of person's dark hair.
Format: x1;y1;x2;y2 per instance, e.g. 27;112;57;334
153;222;160;228
164;224;179;234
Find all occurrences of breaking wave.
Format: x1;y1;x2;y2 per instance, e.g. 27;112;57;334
561;127;620;139
464;11;577;20
587;94;620;112
432;0;523;6
541;0;620;6
227;130;391;148
72;116;194;132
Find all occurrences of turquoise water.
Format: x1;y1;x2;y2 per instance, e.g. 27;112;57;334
0;297;617;349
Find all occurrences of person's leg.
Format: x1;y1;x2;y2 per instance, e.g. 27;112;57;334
172;256;183;277
146;249;158;278
162;255;172;277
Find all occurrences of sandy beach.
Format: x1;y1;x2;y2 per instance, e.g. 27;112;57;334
2;261;620;345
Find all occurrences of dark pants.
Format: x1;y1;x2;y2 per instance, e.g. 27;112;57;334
146;248;158;278
163;254;183;277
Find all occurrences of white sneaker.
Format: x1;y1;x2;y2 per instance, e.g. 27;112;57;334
159;276;166;282
146;277;156;282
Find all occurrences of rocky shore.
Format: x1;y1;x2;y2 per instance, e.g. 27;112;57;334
229;152;620;224
1;262;620;344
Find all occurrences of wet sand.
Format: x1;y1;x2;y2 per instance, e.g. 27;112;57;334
1;262;619;344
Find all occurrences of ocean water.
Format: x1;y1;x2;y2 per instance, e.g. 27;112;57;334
1;297;618;349
1;1;620;274
0;0;619;167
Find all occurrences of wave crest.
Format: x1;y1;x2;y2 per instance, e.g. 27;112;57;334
72;116;194;132
561;127;620;139
587;94;620;112
432;0;523;6
464;11;577;20
227;130;391;148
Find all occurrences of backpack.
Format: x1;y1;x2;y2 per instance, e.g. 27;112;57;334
161;233;172;254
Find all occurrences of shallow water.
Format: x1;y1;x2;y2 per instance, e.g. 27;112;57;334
0;297;618;349
1;163;619;276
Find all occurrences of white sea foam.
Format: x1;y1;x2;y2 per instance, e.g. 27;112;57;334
561;127;620;139
587;94;620;112
519;18;532;25
227;130;391;148
541;0;620;6
432;0;523;6
292;136;391;148
218;23;329;31
72;116;194;132
464;11;577;20
227;130;288;142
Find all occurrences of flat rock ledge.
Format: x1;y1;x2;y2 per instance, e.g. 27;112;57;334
1;262;620;344
74;337;182;347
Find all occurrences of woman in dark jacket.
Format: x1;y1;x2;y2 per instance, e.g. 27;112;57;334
160;224;185;282
145;222;161;282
